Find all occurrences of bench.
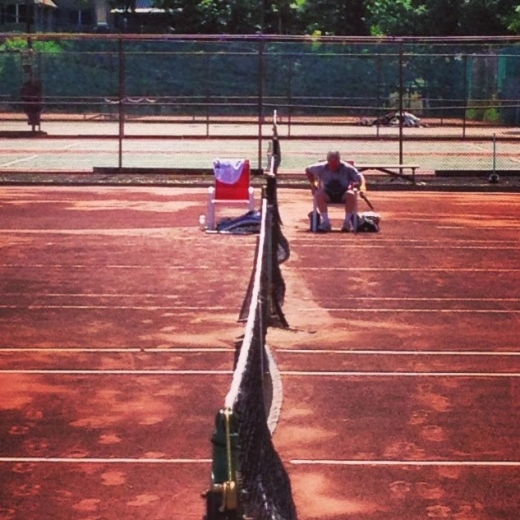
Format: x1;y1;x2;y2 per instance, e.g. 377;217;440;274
356;164;420;184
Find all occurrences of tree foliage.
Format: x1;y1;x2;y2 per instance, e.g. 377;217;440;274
139;0;520;35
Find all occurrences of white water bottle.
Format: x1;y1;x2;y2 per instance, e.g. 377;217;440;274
198;214;206;231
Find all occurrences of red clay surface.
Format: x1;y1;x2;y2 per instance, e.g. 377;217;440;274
1;186;520;519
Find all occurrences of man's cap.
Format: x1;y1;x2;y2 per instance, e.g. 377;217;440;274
327;151;341;161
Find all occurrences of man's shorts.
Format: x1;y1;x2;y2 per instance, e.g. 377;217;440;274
325;188;347;204
324;180;347;203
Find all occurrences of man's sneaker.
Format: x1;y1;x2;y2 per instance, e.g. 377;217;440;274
317;221;331;233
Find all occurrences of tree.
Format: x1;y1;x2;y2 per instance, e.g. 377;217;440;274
508;5;520;33
113;0;520;35
366;0;517;37
366;0;426;36
298;0;369;35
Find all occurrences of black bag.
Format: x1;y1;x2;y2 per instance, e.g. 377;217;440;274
356;211;381;233
216;210;261;234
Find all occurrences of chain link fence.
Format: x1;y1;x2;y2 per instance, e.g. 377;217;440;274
1;34;520;173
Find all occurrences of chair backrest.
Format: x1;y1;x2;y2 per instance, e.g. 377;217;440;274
214;159;251;201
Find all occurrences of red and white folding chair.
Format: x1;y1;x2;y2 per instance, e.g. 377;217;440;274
207;159;255;231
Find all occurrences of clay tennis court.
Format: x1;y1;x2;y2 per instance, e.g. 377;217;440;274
1;186;520;519
2;119;520;172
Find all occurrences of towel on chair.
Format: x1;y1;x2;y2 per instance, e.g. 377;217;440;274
213;159;246;185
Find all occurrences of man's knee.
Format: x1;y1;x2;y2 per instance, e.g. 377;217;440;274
315;187;328;202
345;189;357;201
315;187;326;196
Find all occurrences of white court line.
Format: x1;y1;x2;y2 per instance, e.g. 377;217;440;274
0;230;210;237
58;142;81;151
2;265;519;272
0;264;241;270
2;294;519;303
289;297;520;302
290;267;520;272
0;369;518;377
282;371;520;377
0;155;40;167
467;142;492;153
1;305;518;313
0;231;515;244
0;457;516;467
0;369;232;375
0;347;232;353
279;349;520;356
0;457;211;464
0;229;218;236
297;308;520;313
0;347;517;357
0;143;80;168
291;238;520;245
0;304;216;311
292;245;520;250
0;293;181;299
290;459;520;467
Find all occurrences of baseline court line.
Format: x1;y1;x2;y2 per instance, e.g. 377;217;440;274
0;229;256;237
0;457;211;464
297;309;520;313
2;458;518;467
0;264;243;270
0;369;232;375
282;371;520;377
279;349;520;356
290;267;520;272
291;238;520;245
0;369;519;377
0;304;221;311
1;347;518;357
3;294;519;303
290;459;520;467
1;233;517;244
2;264;519;272
294;244;520;250
0;293;183;298
0;347;232;353
288;297;520;302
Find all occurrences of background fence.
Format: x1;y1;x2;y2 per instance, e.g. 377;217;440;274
1;34;520;173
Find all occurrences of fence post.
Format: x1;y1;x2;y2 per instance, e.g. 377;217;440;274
206;52;211;138
376;53;381;139
287;57;293;138
462;53;468;139
398;41;404;166
257;38;265;174
118;35;125;171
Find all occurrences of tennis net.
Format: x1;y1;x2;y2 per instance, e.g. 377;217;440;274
203;183;296;519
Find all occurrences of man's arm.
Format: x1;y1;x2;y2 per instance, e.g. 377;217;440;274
345;164;363;190
305;166;319;193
